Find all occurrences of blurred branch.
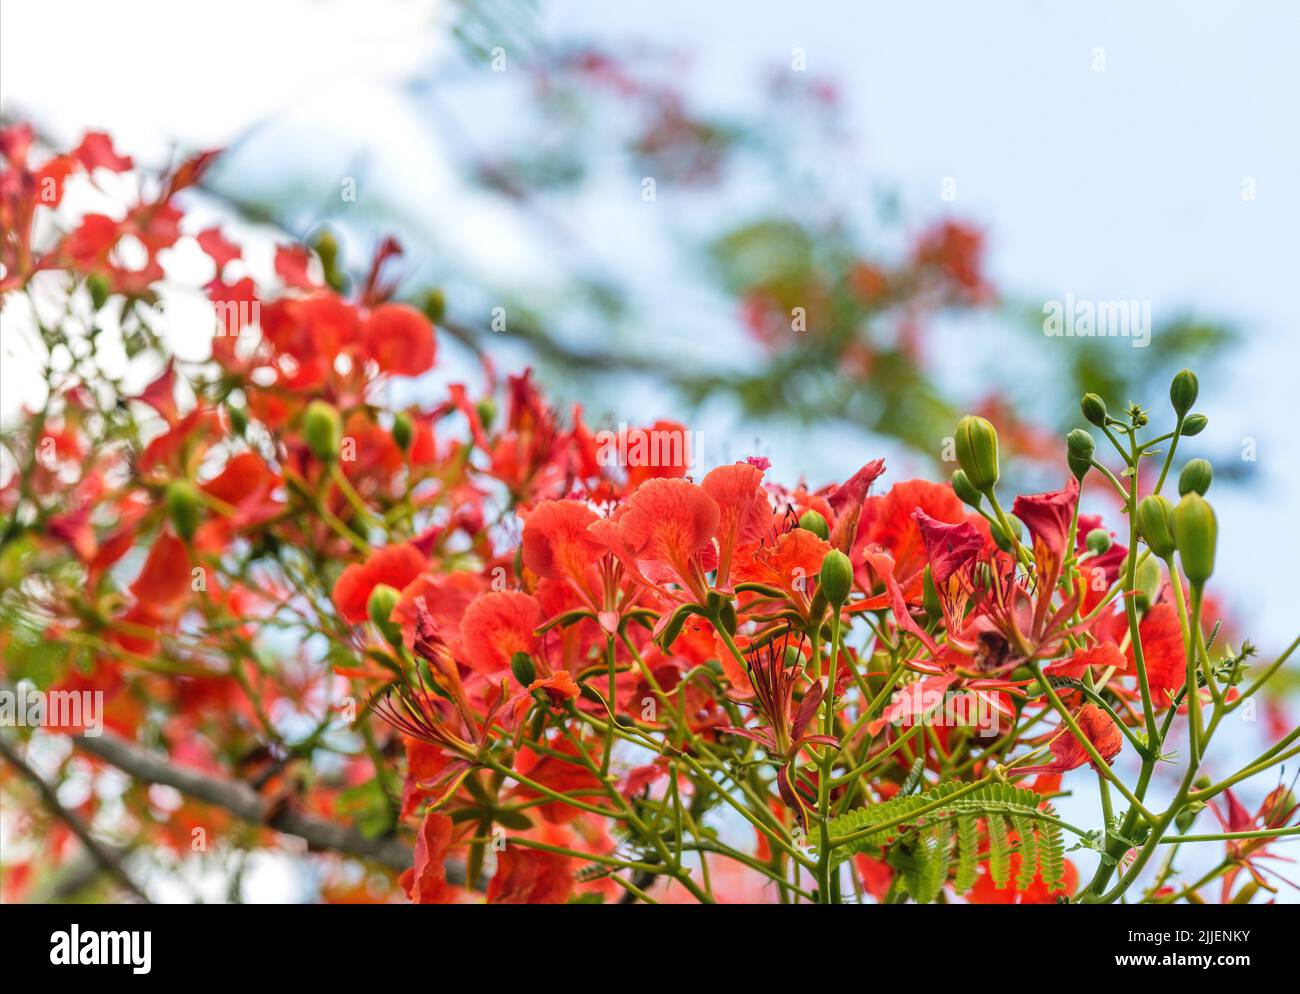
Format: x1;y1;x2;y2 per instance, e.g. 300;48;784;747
0;731;151;902
69;730;425;877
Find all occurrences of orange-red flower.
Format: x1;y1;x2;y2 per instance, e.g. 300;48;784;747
701;462;770;588
487;848;573;904
1020;703;1123;775
332;543;429;624
399;811;458;904
608;477;719;603
362;303;436;377
459;591;542;675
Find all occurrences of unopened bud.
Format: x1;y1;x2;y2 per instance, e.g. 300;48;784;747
313;230;345;293
1085;528;1111;555
991;515;1022;554
392;412;413;452
422;288;446;325
367;583;402;645
798;509;830;540
303;400;342;462
1066;428;1094;462
165;479;203;542
818;549;854;606
1131;555;1162;612
1067;428;1095;481
1178;458;1213;497
1080;393;1108;427
1172;492;1217;587
1181;413;1208;437
510;651;537;687
1136;494;1176;559
1170;368;1199;417
476;397;497;432
227;404;248;437
954;415;1000;492
87;273;110;311
950;469;983;508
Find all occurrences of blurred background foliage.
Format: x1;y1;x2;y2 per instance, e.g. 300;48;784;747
165;0;1234;489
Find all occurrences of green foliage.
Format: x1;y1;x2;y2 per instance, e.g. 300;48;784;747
825;782;1067;903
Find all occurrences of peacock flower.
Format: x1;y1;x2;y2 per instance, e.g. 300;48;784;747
720;629;837;825
521;498;643;633
700;462;771;590
603;477;719;605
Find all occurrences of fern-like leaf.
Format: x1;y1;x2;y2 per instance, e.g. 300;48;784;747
823;781;1068;901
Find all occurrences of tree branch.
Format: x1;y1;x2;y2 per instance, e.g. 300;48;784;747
0;732;150;902
70;730;420;876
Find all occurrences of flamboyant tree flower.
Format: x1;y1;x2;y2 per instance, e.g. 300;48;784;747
2;127;1291;909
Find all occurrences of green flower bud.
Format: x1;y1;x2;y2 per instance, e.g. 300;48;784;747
476;397;497;432
818;549;854;606
1066;428;1095;462
1080;393;1108;427
87;273;110;311
950;469;983;508
1180;413;1208;436
1136;494;1176;559
1170;368;1199;418
1085;528;1112;555
303;400;342;462
1175;800;1205;834
1068;452;1091;482
366;584;402;647
991;515;1022;554
1172;492;1217;587
367;583;400;627
422;288;446;325
1066;428;1095;481
510;651;537;687
1178;457;1213;497
1130;554;1162;612
313;230;345;293
165;479;203;542
227;404;248;437
392;411;413;452
954;415;1000;492
798;509;830;540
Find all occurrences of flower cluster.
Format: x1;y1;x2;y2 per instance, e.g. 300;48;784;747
1;127;1295;905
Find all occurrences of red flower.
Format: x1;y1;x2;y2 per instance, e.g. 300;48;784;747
1046;640;1128;680
721;630;837;825
130;532;191;604
1208;785;1300;901
487;848;573;904
510;670;581;721
701;462;770;588
362;303;436;377
1011;478;1079;609
1021;703;1123;775
1128;602;1184;708
825;457;886;549
857;478;964;600
733;526;832;619
331;543;429;624
459;591;542;674
612;477;719;603
969;854;1078;904
521;500;604;601
399;811;458;904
